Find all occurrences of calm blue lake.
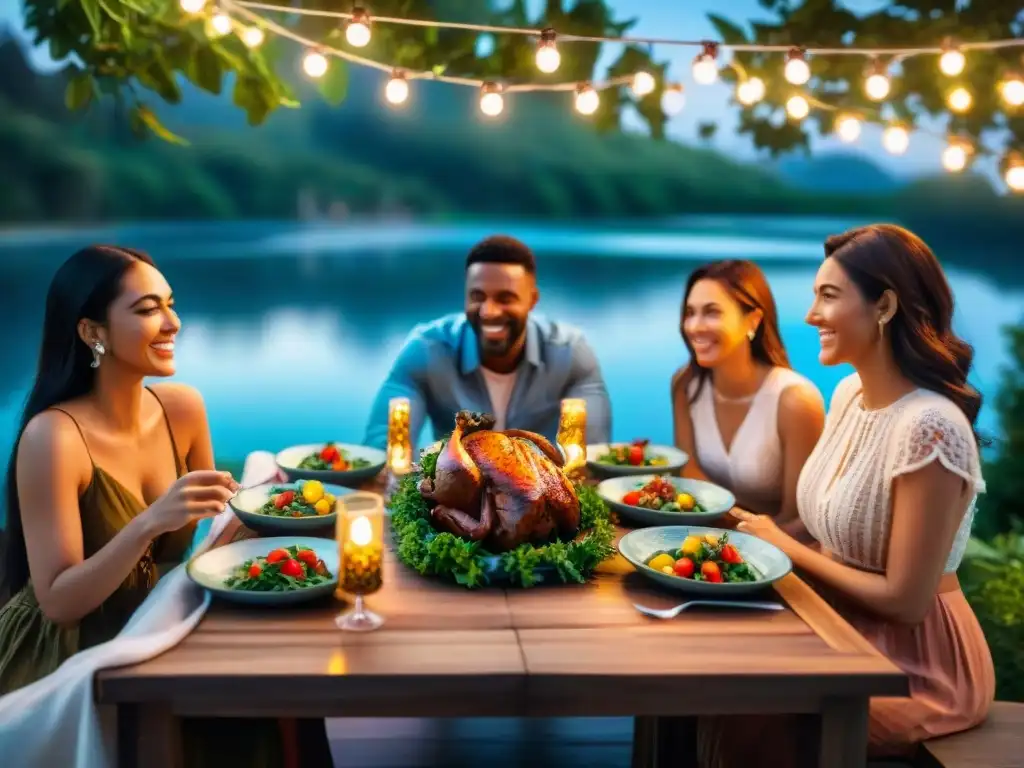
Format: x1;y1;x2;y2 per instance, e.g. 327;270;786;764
0;217;1020;485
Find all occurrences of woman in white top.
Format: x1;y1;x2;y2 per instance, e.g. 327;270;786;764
671;259;825;535
704;225;995;765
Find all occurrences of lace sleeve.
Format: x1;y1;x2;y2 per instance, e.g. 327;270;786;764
890;406;986;494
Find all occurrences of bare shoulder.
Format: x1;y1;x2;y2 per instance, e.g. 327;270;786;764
18;409;92;481
149;382;208;421
778;379;826;432
670;365;693;396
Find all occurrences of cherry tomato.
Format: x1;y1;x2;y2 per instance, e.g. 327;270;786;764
266;548;290;564
279;558;303;578
273;490;295;509
320;445;339;462
296;549;318;567
628;445;644;465
701;561;723;583
331;458;349;471
719;544;743;564
673;557;695;578
622;490;642;506
248;563;262;578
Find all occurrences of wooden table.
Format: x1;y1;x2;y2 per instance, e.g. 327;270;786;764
97;494;907;768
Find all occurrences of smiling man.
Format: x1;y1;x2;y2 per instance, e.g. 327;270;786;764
363;235;611;450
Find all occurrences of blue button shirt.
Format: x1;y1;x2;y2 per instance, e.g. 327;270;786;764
363;312;611;450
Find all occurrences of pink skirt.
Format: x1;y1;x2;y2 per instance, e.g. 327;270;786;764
696;576;996;766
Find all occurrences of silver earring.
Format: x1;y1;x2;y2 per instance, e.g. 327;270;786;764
90;341;105;369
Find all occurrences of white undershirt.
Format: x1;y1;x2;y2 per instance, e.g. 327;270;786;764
480;367;518;431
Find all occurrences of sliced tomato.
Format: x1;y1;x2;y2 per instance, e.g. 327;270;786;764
700;560;723;583
296;549;318;567
279;558;303;578
274;490;295;509
320;445;339;462
622;490;643;506
719;544;743;564
627;445;644;465
331;458;349;471
673;557;695;578
265;548;290;564
248;563;262;578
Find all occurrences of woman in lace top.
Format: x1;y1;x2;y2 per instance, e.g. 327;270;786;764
670;260;825;534
700;224;994;766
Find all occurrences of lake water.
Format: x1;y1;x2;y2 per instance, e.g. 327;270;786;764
1;217;1021;477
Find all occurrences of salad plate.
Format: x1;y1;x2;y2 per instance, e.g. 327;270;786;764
275;442;386;486
187;536;339;605
586;440;688;478
229;480;354;533
597;474;734;526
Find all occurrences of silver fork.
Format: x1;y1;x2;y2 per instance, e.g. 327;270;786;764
634;600;784;619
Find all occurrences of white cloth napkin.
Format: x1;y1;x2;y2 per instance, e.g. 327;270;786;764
0;450;279;768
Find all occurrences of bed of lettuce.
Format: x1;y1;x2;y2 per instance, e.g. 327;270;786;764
387;441;615;588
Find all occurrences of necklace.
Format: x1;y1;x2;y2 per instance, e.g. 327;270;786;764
712;388;757;405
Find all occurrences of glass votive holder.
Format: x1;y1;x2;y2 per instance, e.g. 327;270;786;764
386;397;412;477
557;397;587;472
335;491;385;632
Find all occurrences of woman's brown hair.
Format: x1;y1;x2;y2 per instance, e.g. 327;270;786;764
679;259;791;403
825;223;985;444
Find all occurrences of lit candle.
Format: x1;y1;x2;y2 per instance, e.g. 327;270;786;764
335;492;385;631
387;397;412;476
557;398;587;473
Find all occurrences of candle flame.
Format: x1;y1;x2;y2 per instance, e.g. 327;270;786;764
350;515;373;546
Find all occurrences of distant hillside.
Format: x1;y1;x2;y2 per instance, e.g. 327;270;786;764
774;152;901;193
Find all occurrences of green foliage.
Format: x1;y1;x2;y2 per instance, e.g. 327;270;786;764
22;0;673;141
387;443;615;588
706;1;1023;157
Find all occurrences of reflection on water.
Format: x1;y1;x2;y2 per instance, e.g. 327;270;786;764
1;220;1021;474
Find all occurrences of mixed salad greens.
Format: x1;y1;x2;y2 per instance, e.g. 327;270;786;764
258;480;336;517
621;476;706;513
645;532;758;584
223;545;334;591
298;443;373;472
595;438;668;467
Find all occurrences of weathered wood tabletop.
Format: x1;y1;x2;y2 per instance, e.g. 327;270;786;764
97;479;907;768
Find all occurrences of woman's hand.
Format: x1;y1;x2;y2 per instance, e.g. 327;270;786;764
728;507;794;551
142;470;238;537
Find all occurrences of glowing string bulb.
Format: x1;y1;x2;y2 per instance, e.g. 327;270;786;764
692;42;719;85
574;83;600;116
179;0;206;13
736;77;764;105
661;83;685;115
479;83;504;117
941;141;969;173
947;86;972;113
786;94;810;120
864;61;891;101
302;50;329;79
999;75;1024;107
938;41;965;76
1007;155;1024;192
784;49;810;86
632;71;656;97
207;12;232;37
882;125;909;155
385;71;409;105
346;9;371;47
536;29;560;74
241;27;264;48
835;114;861;143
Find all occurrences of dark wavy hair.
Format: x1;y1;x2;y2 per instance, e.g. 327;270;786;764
825;223;985;445
680;259;791;402
0;245;153;603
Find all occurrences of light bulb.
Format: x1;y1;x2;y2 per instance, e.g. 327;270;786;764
180;0;206;13
350;515;373;547
786;94;809;120
479;83;504;117
346;9;371;47
385;72;409;105
632;71;655;97
1006;163;1024;192
942;142;968;172
241;27;264;48
784;49;810;86
882;125;909;155
536;29;560;74
661;83;685;115
736;77;764;105
865;72;890;101
835;114;861;142
939;44;965;77
574;84;599;115
207;12;232;37
692;53;718;85
1001;75;1024;107
947;86;972;112
302;50;328;79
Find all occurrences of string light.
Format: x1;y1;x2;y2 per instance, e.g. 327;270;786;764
864;60;891;101
692;42;719;85
631;71;656;97
736;77;765;105
302;49;329;78
536;28;560;74
207;11;232;37
661;83;685;115
835;114;861;142
883;124;910;155
346;7;371;47
241;26;264;47
574;83;600;115
479;82;504;117
784;48;810;86
180;0;207;12
947;86;972;112
939;39;965;76
384;70;409;105
1006;154;1024;192
942;138;971;172
1000;73;1024;107
786;94;810;120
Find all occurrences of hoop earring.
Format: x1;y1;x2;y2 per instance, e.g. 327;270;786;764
90;341;106;369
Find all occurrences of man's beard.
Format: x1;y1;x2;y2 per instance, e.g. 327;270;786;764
468;313;525;358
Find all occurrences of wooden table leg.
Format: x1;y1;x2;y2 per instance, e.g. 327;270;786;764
632;716;656;768
819;697;869;768
117;703;183;768
632;716;699;768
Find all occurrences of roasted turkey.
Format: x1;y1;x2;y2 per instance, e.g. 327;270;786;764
417;411;582;552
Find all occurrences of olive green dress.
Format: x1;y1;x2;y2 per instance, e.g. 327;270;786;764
0;390;333;767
